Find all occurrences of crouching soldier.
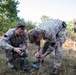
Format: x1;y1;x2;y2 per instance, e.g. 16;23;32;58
0;23;29;71
28;19;67;75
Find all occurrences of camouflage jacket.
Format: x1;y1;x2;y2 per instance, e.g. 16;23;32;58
35;19;67;54
0;28;28;52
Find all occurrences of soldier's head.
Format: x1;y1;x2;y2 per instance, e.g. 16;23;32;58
15;23;25;36
28;29;43;43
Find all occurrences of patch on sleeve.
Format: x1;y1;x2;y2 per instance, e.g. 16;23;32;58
3;34;9;40
4;35;8;38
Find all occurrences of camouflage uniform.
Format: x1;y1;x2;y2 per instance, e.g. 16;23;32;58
0;28;28;69
35;19;67;68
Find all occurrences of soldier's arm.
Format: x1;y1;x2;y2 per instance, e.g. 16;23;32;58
20;32;28;52
0;29;14;51
49;32;56;44
34;42;40;57
43;33;57;56
35;42;40;53
43;45;55;56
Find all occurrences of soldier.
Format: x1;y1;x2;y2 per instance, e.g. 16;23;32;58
28;19;67;75
0;23;29;71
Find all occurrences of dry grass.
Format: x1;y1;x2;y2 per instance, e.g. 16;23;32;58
0;37;76;75
63;37;76;51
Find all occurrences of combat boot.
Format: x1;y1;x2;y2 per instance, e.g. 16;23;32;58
50;68;60;75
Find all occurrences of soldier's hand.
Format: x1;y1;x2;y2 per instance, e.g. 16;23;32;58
35;52;40;57
40;54;46;61
20;52;25;56
14;48;22;54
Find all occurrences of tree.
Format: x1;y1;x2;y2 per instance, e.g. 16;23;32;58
73;19;76;33
0;0;19;20
40;15;52;22
0;0;20;35
66;21;73;33
26;21;36;31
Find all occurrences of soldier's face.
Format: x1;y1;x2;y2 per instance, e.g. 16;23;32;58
16;28;24;36
36;35;43;42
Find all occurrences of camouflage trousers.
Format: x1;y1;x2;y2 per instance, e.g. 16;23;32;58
41;27;66;68
5;49;28;69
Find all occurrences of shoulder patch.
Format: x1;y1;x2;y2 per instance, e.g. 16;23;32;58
4;35;8;37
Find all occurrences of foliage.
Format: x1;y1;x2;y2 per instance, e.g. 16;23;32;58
40;15;52;23
0;0;20;35
66;21;73;33
26;21;36;31
0;0;19;20
0;0;36;36
0;18;36;36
